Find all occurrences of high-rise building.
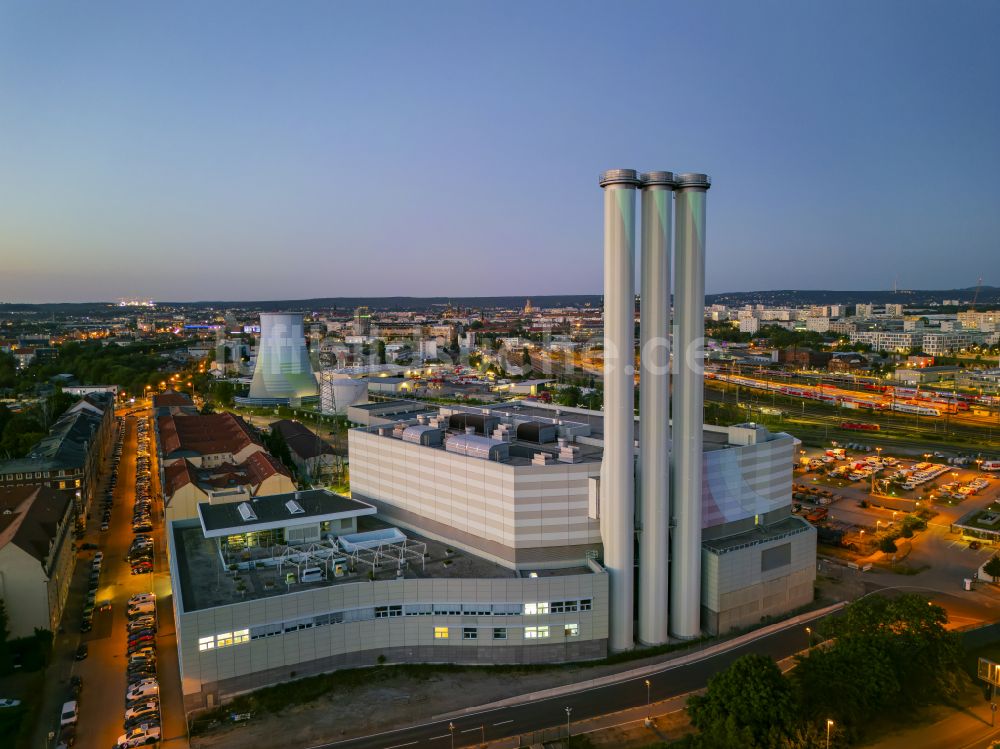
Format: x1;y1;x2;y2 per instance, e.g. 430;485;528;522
353;306;372;336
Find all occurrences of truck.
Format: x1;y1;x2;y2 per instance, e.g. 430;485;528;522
825;448;846;460
983;461;1000;472
805;507;829;523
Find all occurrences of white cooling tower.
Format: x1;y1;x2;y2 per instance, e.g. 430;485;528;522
248;313;318;404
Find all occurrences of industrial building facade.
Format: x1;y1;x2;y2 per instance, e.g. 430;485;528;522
167;490;608;714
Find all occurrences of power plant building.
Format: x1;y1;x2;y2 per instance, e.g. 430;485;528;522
245;313;318;406
165;169;815;717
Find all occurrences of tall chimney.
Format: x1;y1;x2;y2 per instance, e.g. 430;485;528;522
670;172;710;640
598;168;640;652
638;171;675;646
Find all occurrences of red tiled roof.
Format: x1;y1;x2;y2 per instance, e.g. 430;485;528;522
157;412;262;458
163;453;291;499
243;451;292;485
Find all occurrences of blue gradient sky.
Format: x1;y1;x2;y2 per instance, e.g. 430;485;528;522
1;1;997;303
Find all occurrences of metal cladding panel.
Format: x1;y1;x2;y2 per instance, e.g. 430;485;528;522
701;438;793;527
249;313;318;400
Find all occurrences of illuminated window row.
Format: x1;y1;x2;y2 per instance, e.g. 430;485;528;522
240;599;594;642
198;629;249;651
524;599;592;615
434;624;580;640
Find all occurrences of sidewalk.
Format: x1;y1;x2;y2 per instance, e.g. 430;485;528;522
479;651;805;748
436;601;846;721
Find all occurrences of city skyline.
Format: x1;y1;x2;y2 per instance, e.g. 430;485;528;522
2;1;998;303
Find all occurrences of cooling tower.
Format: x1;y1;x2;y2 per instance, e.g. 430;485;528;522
248;313;318;404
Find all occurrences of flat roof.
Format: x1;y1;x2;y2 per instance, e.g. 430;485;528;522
172;515;569;613
197;489;375;538
702;515;812;554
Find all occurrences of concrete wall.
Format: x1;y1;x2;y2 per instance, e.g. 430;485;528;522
173;568;608;714
701;521;816;635
348;429;602;569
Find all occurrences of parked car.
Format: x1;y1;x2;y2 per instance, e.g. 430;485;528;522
125;680;158;702
58;724;77;746
60;700;79;726
124;700;159;722
114;725;161;748
0;698;21;708
74;644;88;661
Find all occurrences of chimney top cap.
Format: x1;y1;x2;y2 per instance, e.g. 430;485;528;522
675;173;711;190
599;169;641;188
640;171;676;187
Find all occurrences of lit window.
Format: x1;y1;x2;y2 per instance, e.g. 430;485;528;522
216;632;233;648
198;636;214;652
463;627;478;640
434;626;449;639
493;628;507;640
524;626;549;639
233;629;250;645
564;624;579;637
523;602;549;615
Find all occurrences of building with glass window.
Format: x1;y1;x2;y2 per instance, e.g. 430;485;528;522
167;489;608;715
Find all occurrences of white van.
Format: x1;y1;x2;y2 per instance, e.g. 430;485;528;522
60;700;78;726
300;567;325;583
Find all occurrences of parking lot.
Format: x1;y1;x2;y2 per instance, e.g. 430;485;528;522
796;444;1000;613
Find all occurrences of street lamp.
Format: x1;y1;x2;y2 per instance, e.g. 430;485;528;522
565;706;572;746
644;679;652;726
805;626;812;648
826;718;834;748
449;721;455;749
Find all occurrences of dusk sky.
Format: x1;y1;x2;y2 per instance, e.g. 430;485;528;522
1;1;997;303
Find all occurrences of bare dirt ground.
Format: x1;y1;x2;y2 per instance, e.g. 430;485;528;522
190;664;609;748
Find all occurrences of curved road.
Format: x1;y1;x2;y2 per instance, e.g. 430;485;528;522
312;616;831;749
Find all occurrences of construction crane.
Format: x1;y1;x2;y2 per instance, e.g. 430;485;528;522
972;276;983;308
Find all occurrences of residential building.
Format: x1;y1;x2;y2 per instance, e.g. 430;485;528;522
156;412;265;468
268;419;341;481
0;486;76;638
162;452;295;523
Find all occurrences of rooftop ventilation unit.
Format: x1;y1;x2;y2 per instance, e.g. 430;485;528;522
285;499;305;515
445;433;510;461
401;425;444;446
237;502;257;522
516;421;557;444
532;452;554;465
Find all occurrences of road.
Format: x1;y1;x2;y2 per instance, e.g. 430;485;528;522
311;615;833;749
70;412;188;749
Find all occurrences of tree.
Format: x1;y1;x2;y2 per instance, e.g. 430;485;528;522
555;386;582;408
803;594;964;715
376;340;386;365
984;554;1000;582
878;536;898;554
688;654;799;748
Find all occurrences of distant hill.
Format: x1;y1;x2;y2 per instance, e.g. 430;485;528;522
1;287;997;313
705;286;999;308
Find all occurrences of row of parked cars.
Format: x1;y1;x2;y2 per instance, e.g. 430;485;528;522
99;420;126;531
133;420;153;538
115;592;161;747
